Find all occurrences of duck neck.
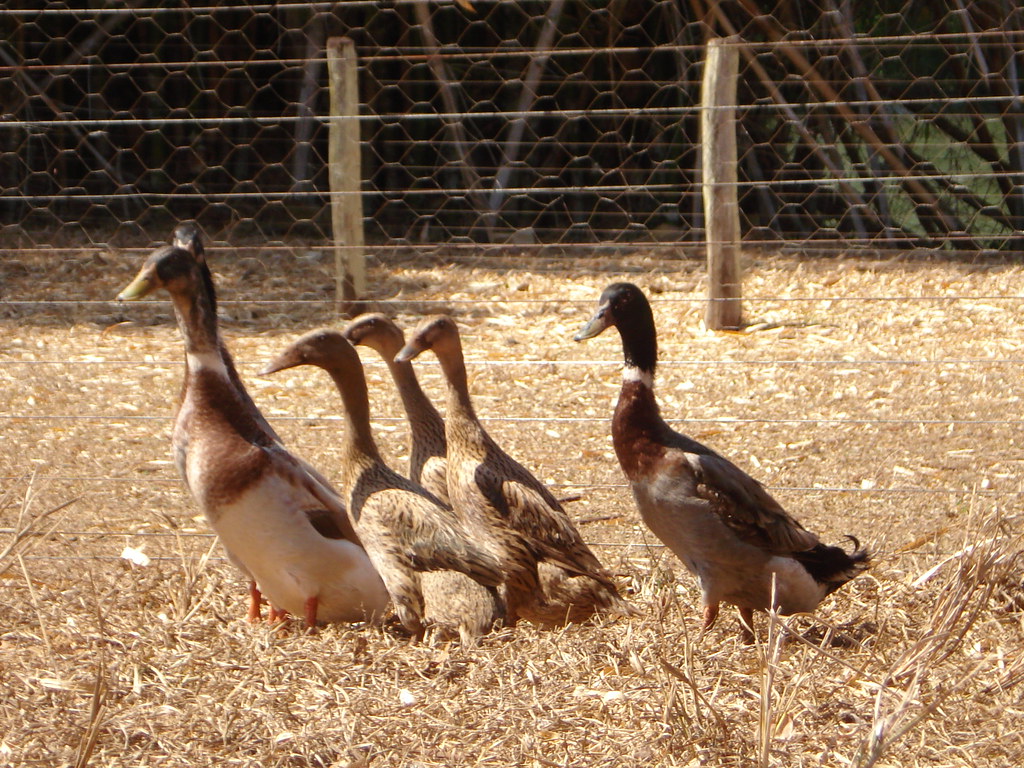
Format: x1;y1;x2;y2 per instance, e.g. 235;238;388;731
611;303;664;467
617;306;658;381
168;268;274;432
388;359;446;439
616;337;659;425
324;364;382;462
434;338;484;440
167;270;223;368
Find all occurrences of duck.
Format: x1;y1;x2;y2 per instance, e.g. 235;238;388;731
116;237;389;628
261;329;505;640
167;222;363;624
342;313;449;504
341;314;503;640
396;315;636;627
574;282;869;642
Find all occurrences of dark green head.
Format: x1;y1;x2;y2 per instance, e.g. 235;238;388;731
116;245;203;302
574;282;658;372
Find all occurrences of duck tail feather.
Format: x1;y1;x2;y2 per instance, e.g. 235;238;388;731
794;536;871;595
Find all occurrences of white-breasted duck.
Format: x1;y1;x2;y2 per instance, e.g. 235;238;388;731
261;329;505;640
117;239;389;628
574;282;869;641
168;222;359;622
342;313;449;504
396;315;636;627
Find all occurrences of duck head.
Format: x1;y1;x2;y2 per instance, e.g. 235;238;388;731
575;283;653;340
117;244;203;302
394;315;459;363
172;221;205;260
575;283;658;373
343;313;406;358
260;329;361;376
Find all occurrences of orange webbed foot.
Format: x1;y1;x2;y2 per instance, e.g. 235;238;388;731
268;604;290;623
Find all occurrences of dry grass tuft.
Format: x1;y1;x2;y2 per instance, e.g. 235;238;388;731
0;474;78;572
3;248;1024;765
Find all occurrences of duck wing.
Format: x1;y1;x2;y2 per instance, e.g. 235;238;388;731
352;470;504;588
469;449;615;585
497;477;615;582
680;447;820;555
263;444;361;545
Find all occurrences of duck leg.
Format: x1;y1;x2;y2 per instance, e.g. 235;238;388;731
702;603;720;632
303;596;319;629
247;581;263;622
738;607;755;645
268;604;289;623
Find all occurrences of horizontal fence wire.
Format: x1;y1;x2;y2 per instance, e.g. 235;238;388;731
0;484;1010;495
6;294;1024;305
2;415;1022;426
6;358;1024;366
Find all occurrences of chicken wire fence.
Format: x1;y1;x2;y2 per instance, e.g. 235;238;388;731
2;0;1024;254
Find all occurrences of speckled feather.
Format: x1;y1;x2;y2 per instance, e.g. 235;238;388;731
343;314;506;640
398;315;636;627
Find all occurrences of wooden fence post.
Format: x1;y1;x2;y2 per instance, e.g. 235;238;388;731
326;36;365;315
701;36;743;330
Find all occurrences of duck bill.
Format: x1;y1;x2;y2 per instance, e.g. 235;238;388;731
573;308;612;342
116;272;156;302
393;342;421;363
259;353;298;377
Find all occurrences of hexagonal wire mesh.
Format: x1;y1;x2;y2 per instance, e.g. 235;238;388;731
2;0;1022;255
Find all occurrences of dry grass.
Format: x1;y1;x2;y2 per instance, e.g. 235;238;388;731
2;245;1024;766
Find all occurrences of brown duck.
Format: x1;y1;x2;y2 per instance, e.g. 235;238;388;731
397;315;636;627
342;314;505;640
116;238;388;628
575;282;870;641
342;313;449;504
262;329;505;640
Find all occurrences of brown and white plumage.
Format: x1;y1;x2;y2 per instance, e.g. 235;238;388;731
170;222;356;605
396;315;635;627
342;313;449;504
575;282;869;641
261;329;504;640
116;238;388;628
171;222;283;444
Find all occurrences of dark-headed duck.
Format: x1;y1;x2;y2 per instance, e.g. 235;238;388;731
117;235;388;628
575;282;868;641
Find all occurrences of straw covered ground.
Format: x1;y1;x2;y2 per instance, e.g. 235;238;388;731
2;244;1024;767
